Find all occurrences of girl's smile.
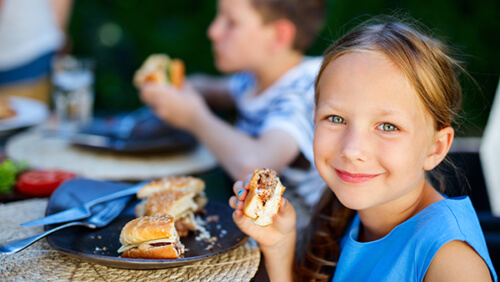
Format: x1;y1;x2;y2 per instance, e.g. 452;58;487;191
335;169;383;184
314;51;441;212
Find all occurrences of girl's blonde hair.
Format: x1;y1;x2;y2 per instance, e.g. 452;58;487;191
296;16;464;281
315;16;463;130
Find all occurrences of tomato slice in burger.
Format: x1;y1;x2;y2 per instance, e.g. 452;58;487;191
16;170;76;197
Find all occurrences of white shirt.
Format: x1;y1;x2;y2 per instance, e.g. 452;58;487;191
229;56;326;206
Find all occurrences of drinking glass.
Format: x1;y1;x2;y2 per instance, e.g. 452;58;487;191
51;55;95;130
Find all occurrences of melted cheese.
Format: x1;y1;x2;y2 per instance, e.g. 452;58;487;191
117;237;177;253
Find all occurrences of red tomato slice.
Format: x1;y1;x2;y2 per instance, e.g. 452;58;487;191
16;170;76;197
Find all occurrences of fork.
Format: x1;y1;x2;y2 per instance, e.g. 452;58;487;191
21;182;145;227
0;197;130;254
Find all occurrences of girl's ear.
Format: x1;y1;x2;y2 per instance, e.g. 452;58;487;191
271;19;296;51
423;126;454;170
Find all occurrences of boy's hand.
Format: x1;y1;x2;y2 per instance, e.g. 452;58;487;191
229;176;296;249
139;82;209;132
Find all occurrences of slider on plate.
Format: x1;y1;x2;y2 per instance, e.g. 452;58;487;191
135;176;207;237
118;214;185;259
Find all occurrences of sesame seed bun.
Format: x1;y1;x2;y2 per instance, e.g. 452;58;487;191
119;214;185;259
120;214;177;246
137;176;205;199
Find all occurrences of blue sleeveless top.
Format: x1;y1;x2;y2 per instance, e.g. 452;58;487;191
333;196;498;281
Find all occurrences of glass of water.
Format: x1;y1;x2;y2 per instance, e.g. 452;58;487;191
51;55;95;131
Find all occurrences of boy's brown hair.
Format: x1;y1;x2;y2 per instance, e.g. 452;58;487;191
251;0;327;52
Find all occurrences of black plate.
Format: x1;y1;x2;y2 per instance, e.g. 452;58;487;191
45;178;248;269
70;108;197;154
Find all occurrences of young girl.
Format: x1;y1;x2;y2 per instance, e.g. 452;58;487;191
230;17;498;281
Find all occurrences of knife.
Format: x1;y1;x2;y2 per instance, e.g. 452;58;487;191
68;132;113;147
43;129;113;148
21;181;146;227
44;131;146;152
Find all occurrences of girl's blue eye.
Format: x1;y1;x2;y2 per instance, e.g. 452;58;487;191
378;123;398;131
327;115;345;124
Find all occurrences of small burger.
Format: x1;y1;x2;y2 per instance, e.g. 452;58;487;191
135;176;207;236
118;214;185;259
133;53;185;88
137;176;206;200
243;168;286;227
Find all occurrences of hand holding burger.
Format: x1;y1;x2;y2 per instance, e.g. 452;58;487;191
134;54;185;88
242;168;286;227
230;168;297;282
137;54;207;132
230;168;296;250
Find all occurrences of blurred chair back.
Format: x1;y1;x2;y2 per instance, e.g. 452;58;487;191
480;79;500;217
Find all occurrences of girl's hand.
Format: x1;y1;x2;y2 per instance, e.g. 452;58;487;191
229;176;297;250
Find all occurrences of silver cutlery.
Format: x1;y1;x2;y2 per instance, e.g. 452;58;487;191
21;181;145;227
0;197;130;254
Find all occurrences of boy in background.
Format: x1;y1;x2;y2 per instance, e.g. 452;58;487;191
140;0;327;225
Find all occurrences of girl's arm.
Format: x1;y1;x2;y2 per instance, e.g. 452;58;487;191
230;180;297;281
424;240;492;281
260;226;296;282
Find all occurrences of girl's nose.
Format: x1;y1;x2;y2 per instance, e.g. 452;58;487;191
340;127;368;162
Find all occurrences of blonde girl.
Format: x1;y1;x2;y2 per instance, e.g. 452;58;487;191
230;16;497;281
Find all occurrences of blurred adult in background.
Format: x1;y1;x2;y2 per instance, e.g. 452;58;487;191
0;0;73;105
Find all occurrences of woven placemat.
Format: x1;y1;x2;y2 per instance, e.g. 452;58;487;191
0;199;260;281
5;128;218;181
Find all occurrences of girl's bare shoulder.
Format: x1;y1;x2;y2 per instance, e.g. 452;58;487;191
424;240;492;282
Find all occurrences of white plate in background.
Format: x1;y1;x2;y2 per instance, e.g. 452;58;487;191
0;97;49;135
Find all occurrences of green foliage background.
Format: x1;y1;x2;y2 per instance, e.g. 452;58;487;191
68;0;500;137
